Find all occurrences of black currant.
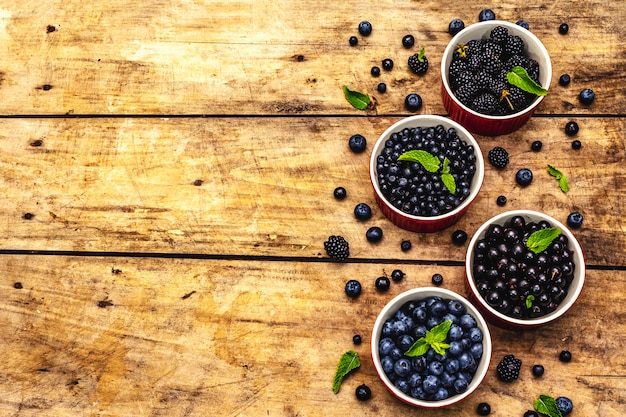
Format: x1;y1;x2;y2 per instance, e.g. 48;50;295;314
402;34;415;48
377;82;387;93
565;121;579;136
476;401;491;415
559;350;572;362
370;66;381;77
571;139;582;150
355;384;372;401
333;187;347;200
382;58;394;71
353;334;362;345
559;23;569;34
349;36;358;46
531;140;543;151
400;240;412;251
532;364;544;377
375;276;391;291
559;74;571;86
496;195;507;206
431;273;443;286
451;229;468;245
391;269;405;282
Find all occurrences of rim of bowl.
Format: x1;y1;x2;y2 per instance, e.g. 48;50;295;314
441;20;553;121
465;209;585;327
371;287;492;408
369;115;485;223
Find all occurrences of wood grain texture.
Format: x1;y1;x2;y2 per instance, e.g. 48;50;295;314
0;256;624;417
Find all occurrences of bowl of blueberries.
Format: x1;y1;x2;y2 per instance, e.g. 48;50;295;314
465;210;585;330
369;114;484;233
441;20;552;136
371;287;492;408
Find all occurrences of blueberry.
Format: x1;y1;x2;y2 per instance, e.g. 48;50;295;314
531;140;543;151
469;343;483;359
444;358;460;374
433;387;449;401
532;364;544;377
422;375;441;394
428;360;444;376
394;378;410;393
354;202;372;220
379;337;395;355
448;18;465;35
447;300;465;315
381;355;394;373
393;358;412;378
468;327;483;342
458;352;477;372
404;93;422;112
391;269;405;282
496;195;507;206
579;88;595;105
556;396;573;415
375;276;391;292
524;411;539;417
345;280;362;298
567;211;584;228
559;74;571;86
565;121;579;136
559;349;572;362
516;19;529;30
559;23;569;34
333;186;347;200
459;314;477;330
413;307;428;324
453;377;468;393
349;36;358;46
477;402;491;415
516;168;533;186
371;66;381;77
382;58;394;71
408;373;423;388
366;226;383;242
402;34;415;48
431;273;444;286
397;334;414;351
400;240;412;251
571;139;582;150
377;82;387;93
349;134;367;153
353;334;362;345
358;21;372;36
478;9;496;21
430;299;447;316
355;384;372;401
448;341;464;357
410;385;427;400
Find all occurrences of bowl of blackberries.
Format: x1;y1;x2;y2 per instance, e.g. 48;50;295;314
441;20;552;136
465;210;585;330
369;115;484;233
371;287;492;408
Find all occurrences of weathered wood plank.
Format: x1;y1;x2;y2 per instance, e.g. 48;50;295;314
0;256;623;416
0;0;622;115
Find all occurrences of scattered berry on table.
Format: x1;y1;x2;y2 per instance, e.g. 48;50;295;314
579;88;595;105
366;226;383;242
353;334;362;345
532;364;544;377
452;229;468;245
349;36;358;46
516;19;529;30
556;396;573;415
400;240;412;252
571;139;582;150
496;354;522;382
377;82;387;93
391;269;405;282
431;273;444;286
567;212;584;228
559;23;569;34
559;73;571;86
402;34;415;48
408;48;429;74
565;121;579;136
375;276;391;292
524;411;539;417
354;202;372;221
559;349;572;362
531;140;543;152
478;8;496;21
358;21;372;36
355;384;372;401
382;58;394;71
333;186;347;200
371;66;381;77
324;235;350;260
448;18;465;35
515;168;533;186
345;280;362;298
349;134;367;153
404;93;423;112
487;146;510;169
496;195;507;206
476;402;491;415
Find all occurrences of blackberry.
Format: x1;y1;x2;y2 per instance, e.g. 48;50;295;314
472;70;494;90
506;86;533;111
402;34;415;49
454;84;479;106
358;21;372;36
449;59;468;79
504;35;524;57
505;55;529;72
487;146;510;169
324;235;350;260
472;93;498;114
496;354;522;382
482;39;503;57
527;59;540;82
451;70;474;90
448;18;465;35
490;26;508;44
408;48;429;74
355;384;372;401
480;53;502;75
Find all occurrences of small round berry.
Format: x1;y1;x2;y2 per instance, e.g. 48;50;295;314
333;186;347;200
377;82;387;93
400;240;412;252
358;21;372;36
496;195;507;206
532;364;545;377
431;273;444;286
565;121;579;136
366;226;383;242
478;9;496;21
451;229;468;245
354;202;372;221
382;58;394;71
391;269;405;282
567;211;584;228
559;74;571;86
349;36;358;46
579;88;595;105
516;19;529;30
531;140;543;152
448;18;465;35
571;139;582;150
348;134;367;153
375;276;391;292
353;334;362;345
355;384;372;401
402;34;415;48
559;23;569;34
370;66;381;77
559;349;572;362
516;168;533;186
556;396;573;415
404;93;422;112
476;402;491;415
524;411;539;417
345;280;362;298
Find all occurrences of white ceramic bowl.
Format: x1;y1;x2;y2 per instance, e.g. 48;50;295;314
441;20;552;136
369;115;484;233
465;210;585;330
371;287;492;408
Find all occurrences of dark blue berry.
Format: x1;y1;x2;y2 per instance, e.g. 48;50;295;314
382;58;394;71
366;226;383;242
556;396;573;415
391;269;405;282
476;402;491;415
358;21;372;36
401;240;412;251
516;168;533;186
516;19;529;30
402;34;415;48
532;364;544;377
371;66;381;77
431;273;443;286
572;139;582;150
559;74;571;86
448;18;465;35
349;36;358;46
354;202;372;221
349;134;367;153
353;334;362;345
345;280;362;298
559;23;569;34
404;93;422;112
355;384;372;401
451;230;468;245
377;82;387;93
565;121;579;136
531;140;543;151
478;9;496;21
524;411;539;417
375;276;391;291
496;195;507;206
567;212;583;228
579;88;595;105
559;349;572;362
333;186;347;200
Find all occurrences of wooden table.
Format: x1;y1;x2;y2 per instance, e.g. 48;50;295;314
0;1;624;416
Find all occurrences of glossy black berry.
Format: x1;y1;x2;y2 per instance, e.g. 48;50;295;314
353;334;362;345
404;93;422;112
516;19;529;30
391;269;405;282
559;23;569;34
559;74;571;86
579;88;595;105
452;229;468;245
524;411;539;417
354;203;372;221
345;280;362;298
349;36;358;46
358;21;372;37
571;139;582;150
382;58;394;71
556;396;573;415
333;187;347;200
431;273;444;286
349;134;367;153
532;364;544;377
402;34;415;48
400;240;412;252
366;226;383;243
371;66;381;77
516;168;533;186
476;402;491;415
531;140;543;152
448;18;465;35
496;195;507;206
496;354;522;382
565;121;579;136
478;9;496;21
559;349;572;362
377;82;387;93
324;235;350;260
355;384;372;401
375;276;391;291
567;212;584;228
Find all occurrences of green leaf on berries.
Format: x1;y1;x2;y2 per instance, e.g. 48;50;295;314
332;350;360;394
418;47;426;62
507;66;548;96
440;157;456;194
526;294;535;309
526;227;562;254
398;150;441;172
405;320;452;357
342;85;371;110
547;164;569;193
534;394;563;417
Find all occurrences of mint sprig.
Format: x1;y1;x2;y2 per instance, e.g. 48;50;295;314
405;320;452;357
534;394;563;417
507;66;548;96
547;164;569;193
398;150;457;194
342;85;371;110
526;227;562;254
332;350;360;394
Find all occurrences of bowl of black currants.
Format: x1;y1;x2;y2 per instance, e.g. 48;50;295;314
369;115;484;233
371;287;492;408
465;210;585;330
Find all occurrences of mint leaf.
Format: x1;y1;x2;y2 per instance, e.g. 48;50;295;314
332;350;360;394
441;172;456;194
398;150;441;172
405;320;452;357
404;338;430;357
426;320;452;344
547;164;569;193
507;66;548;96
418;47;426;62
526;227;562;254
534;394;563;417
526;294;535;309
342;85;371;110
